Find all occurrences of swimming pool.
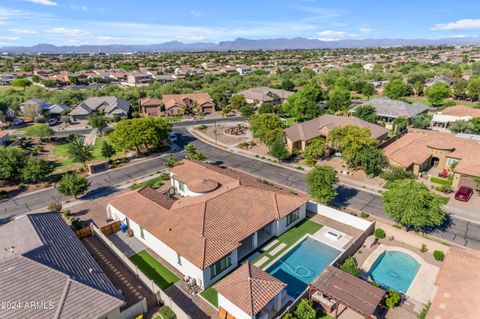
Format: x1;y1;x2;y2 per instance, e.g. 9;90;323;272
368;250;420;292
266;236;341;298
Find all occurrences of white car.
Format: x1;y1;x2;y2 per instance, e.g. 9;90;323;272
168;133;178;142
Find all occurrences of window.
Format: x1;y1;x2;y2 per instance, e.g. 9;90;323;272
178;181;185;192
210;255;232;279
140;227;145;239
177;253;182;266
286;209;300;226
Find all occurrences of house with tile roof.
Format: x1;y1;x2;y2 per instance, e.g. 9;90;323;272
431;105;480;132
162;93;215;115
284;115;389;154
215;262;287;319
138;97;162;117
70;96;131;122
236;87;293;105
382;129;480;188
106;160;308;288
0;212;124;319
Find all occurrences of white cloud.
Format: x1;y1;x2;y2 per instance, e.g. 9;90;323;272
69;4;88;11
10;28;38;34
359;27;375;33
26;0;57;6
189;10;204;17
0;36;19;41
317;30;352;41
432;19;480;31
47;27;90;37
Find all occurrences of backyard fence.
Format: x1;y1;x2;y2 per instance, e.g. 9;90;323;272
101;221;121;236
90;224;192;319
75;225;92;239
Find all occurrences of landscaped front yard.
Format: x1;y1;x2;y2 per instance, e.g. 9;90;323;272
129;250;179;290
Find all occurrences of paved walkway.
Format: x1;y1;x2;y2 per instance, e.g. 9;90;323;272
82;236;158;311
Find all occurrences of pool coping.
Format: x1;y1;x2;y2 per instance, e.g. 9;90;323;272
361;244;439;304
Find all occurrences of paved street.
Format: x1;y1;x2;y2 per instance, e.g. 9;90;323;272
0;124;479;249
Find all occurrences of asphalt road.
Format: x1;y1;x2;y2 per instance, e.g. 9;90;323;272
1;124;479;249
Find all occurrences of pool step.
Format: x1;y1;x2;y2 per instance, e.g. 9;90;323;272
261;239;279;252
268;243;287;256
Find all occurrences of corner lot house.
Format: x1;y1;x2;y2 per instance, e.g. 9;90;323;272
382;129;480;188
106;160;308;288
215;262;287;319
0;212;124;319
70;96;131;121
284;115;389;154
236;87;293;105
162;93;215;115
431;105;480;132
363;97;428;129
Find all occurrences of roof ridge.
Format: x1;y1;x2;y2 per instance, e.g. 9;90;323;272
272;193;280;220
248;264;255;316
54;278;71;319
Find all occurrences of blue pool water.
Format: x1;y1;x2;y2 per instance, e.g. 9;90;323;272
266;237;341;298
368;251;420;293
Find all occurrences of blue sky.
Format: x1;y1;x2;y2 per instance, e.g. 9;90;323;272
0;0;480;46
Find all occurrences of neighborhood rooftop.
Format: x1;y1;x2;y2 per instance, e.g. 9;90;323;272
366;97;429;118
0;213;123;319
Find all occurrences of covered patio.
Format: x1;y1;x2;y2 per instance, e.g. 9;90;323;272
308;266;386;319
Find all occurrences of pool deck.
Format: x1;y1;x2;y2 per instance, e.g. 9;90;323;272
361;244;439;306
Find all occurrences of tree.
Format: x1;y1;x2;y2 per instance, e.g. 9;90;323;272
165;154;177;168
393;116;408;134
239;105;255;117
21;157;54;182
249;114;284;145
425;82;451;106
412;114;432;129
12;77;32;89
340;257;360;277
183;143;206;160
285;83;324;121
57;173;89;199
281;79;295;91
355;104;377;123
294;299;316;319
467;76;480;100
471;117;480;133
383;79;412;100
452;80;468;100
0;147;29;181
328;125;376;163
109;117;171;153
230;95;247;110
382;179;446;230
268;136;289;160
67;135;93;168
351;145;388;176
303;137;327;166
305;165;338;204
87;113;109;135
385;290;400;309
449;120;475;134
23;124;53;142
362;83;375;100
327;86;351;112
101;141;116;161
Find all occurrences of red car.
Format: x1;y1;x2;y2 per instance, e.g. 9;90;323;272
455;186;474;202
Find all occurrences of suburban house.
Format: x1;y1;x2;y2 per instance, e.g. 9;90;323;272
138;97;162;117
236;87;293;105
19;98;51;116
0;212;125;319
215;262;287;319
44;103;70;117
236;65;255;75
427;247;480;319
361;97;429;129
70;96;131;121
106;160;308;289
126;73;154;86
382;129;480;188
284;115;389;154
162;93;215;115
425;75;455;87
431;105;480;132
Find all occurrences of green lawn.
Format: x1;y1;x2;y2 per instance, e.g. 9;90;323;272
430;176;452;186
200;286;219;308
129;250;179;290
252;219;323;268
129;176;164;190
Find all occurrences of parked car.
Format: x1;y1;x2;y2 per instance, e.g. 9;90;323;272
47;118;58;126
204;160;223;166
455;186;473;202
168;132;177;142
11;117;24;126
438;169;450;178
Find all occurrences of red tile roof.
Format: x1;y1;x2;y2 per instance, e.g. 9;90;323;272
107;160;307;269
162;93;213;110
215;262;286;316
427;247;480;319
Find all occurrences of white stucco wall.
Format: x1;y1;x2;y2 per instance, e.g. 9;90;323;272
218;293;254;319
275;203;307;236
170;177;204;197
306;201;372;231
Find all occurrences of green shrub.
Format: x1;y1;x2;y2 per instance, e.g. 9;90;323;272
430;177;452;186
374;228;386;239
340;257;360;277
63;210;72;218
159;306;176;319
197;124;207;130
385;289;400;309
360;212;370;218
433;250;445;261
48;200;63;213
159;172;170;180
417;301;431;319
421;244;428;253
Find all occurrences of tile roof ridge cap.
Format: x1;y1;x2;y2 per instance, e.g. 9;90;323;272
54;277;71;319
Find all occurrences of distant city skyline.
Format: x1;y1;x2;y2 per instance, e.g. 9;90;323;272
0;0;480;46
